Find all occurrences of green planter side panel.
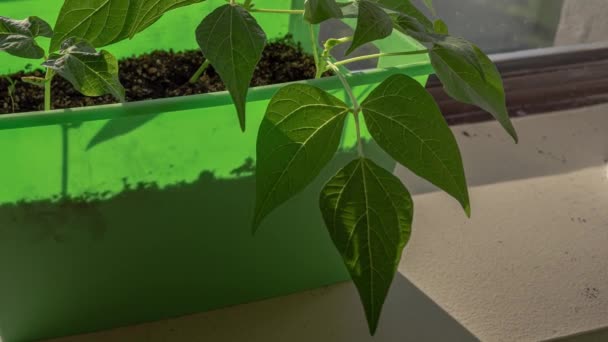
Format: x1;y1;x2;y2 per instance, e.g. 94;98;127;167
0;1;433;342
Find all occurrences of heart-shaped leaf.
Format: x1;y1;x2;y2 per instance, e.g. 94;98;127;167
0;16;53;59
320;157;413;334
51;0;204;52
196;4;266;132
253;84;350;231
390;12;437;43
362;74;470;215
430;37;518;141
346;0;393;56
304;0;343;24
44;38;125;101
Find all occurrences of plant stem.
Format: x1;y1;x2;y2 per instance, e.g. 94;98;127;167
353;108;364;157
333;49;429;67
249;8;305;15
189;59;210;84
309;24;323;79
327;60;364;157
317;36;353;78
8;92;15;113
44;68;55;112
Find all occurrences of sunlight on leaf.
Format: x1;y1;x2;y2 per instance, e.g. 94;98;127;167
320;157;413;334
0;16;53;59
253;84;349;231
44;38;125;101
362;74;470;215
51;0;204;51
430;38;518;142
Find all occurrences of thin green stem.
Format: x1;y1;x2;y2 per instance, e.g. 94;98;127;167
333;49;429;67
327;60;364;157
189;59;210;84
353;108;364;157
317;36;354;78
249;8;305;15
44;68;55;112
309;24;323;79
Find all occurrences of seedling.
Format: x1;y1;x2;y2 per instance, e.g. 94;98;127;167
0;16;125;110
0;0;518;335
1;1;203;110
3;76;17;113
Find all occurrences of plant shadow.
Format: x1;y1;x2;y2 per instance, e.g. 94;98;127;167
0;139;395;342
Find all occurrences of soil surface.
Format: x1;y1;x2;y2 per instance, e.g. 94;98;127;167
0;36;325;115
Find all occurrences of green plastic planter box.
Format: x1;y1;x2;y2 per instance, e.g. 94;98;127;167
0;1;433;341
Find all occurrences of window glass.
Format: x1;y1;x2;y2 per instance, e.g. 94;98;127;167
432;0;608;53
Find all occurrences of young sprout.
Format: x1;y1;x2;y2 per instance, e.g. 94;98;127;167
0;16;124;110
3;76;16;113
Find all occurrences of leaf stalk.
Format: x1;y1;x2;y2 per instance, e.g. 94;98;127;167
327;60;364;157
189;59;211;84
309;24;323;79
333;49;429;67
249;8;305;15
44;68;55;112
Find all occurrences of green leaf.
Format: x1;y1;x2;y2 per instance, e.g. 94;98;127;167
320;157;413;334
196;4;266;131
304;0;343;24
434;19;449;34
253;84;349;231
51;0;204;52
361;74;470;214
430;38;518;141
346;0;393;56
434;36;486;80
0;16;53;59
43;38;125;101
390;12;436;43
390;17;486;86
370;0;433;29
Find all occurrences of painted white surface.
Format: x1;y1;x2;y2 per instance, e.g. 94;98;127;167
46;104;608;342
555;0;608;45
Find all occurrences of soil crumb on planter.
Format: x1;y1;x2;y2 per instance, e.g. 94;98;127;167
0;35;326;114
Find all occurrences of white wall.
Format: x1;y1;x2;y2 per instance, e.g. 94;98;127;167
555;0;608;45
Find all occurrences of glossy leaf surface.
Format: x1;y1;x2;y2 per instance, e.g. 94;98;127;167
430;38;518;141
253;84;349;230
361;74;470;214
304;0;343;24
346;0;393;56
0;16;53;59
51;0;203;51
196;4;266;131
44;38;125;101
320;157;413;334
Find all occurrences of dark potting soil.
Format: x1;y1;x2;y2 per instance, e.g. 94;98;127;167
0;36;326;115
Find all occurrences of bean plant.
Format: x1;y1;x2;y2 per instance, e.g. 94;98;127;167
0;0;518;335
